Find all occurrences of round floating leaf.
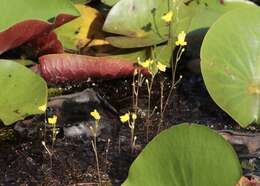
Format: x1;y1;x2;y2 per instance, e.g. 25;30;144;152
187;0;255;32
71;0;91;4
103;0;193;48
0;0;79;32
55;4;105;51
153;43;173;67
123;124;241;186
0;60;47;125
101;0;119;6
201;7;260;127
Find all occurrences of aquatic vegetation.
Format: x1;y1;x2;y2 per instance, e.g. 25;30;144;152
0;0;259;185
201;6;260;127
123;124;241;186
120;112;137;152
90;109;102;186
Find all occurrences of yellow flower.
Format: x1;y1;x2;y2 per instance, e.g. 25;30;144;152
132;113;137;120
48;115;57;125
90;109;101;120
38;104;47;112
157;62;166;72
175;31;187;46
120;113;130;123
161;11;173;23
139;59;153;68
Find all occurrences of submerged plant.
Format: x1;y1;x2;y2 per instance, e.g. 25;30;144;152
161;31;186;124
120;112;137;153
89;109;102;186
132;67;145;114
48;114;59;151
41;114;58;168
138;58;166;140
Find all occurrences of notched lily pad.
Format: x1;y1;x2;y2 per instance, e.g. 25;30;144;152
55;4;105;51
187;0;255;32
103;0;193;48
201;7;260;127
123;124;241;186
0;60;47;125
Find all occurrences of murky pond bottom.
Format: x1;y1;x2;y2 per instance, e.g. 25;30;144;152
0;70;259;185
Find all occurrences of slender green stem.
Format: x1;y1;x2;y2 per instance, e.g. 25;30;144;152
162;47;182;114
91;138;101;186
146;75;154;141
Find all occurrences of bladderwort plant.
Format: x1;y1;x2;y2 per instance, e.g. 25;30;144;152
132;67;146;114
135;1;187;139
120;112;137;153
158;1;187;132
42;114;58;168
160;31;186;128
105;138;111;169
138;58;166;141
89;109;102;186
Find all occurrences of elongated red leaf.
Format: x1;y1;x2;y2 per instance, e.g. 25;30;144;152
23;31;63;58
38;53;148;83
0;20;51;54
0;15;76;55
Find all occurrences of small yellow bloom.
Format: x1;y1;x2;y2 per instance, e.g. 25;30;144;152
139;59;153;68
90;109;101;120
38;104;47;112
176;31;187;46
161;11;173;23
132;113;137;120
48;115;57;125
120;113;130;123
157;62;166;72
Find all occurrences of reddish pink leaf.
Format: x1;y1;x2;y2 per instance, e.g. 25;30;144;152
37;53;148;84
0;15;76;55
54;14;77;28
23;31;63;57
0;20;51;54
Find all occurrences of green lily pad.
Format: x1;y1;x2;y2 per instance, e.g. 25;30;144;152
71;0;91;4
201;7;260;127
0;0;79;32
123;124;241;186
55;4;104;51
153;43;173;67
14;59;36;66
101;0;119;6
187;0;255;32
103;0;193;48
110;48;147;62
0;60;47;125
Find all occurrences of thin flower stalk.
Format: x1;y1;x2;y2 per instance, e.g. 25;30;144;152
90;109;102;186
120;112;137;153
132;68;145;113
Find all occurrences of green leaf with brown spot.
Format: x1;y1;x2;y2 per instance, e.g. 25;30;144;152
201;7;260;127
103;0;194;48
0;60;47;125
187;0;255;32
